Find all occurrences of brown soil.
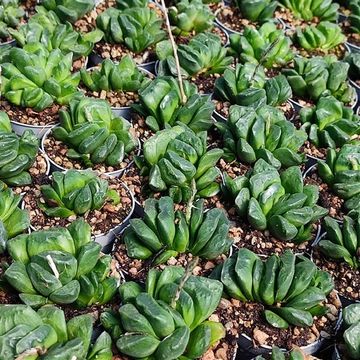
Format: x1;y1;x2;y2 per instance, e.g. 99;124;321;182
292;40;348;60
176;25;228;46
43;134;137;174
131;112;155;142
192;73;219;94
23;175;133;236
275;7;320;29
0;100;60;127
215;290;341;351
72;56;88;72
22;0;38;17
303;166;344;221
312;247;360;302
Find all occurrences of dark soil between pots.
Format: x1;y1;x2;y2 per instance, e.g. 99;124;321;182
341;20;360;48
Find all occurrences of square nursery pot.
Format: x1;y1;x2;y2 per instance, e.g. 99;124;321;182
41;125;141;177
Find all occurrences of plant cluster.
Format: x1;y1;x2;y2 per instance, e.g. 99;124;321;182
0;0;25;40
349;0;360;34
342;303;360;359
234;0;278;23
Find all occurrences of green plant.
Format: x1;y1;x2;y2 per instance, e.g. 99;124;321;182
156;32;233;77
255;346;312;359
134;76;214;132
214;63;292;108
39;169;120;218
216;105;306;167
9;9;103;60
0;0;25;40
299;96;360;148
212;249;334;328
1;46;81;111
39;0;95;23
0;112;39;186
116;0;147;9
235;0;278;22
96;7;166;53
295;22;346;51
168;0;214;36
0;304;112;359
279;0;339;21
283;55;356;103
0;187;30;254
4;218;118;308
317;215;360;269
317;142;360;214
136;124;223;203
224;159;328;242
345;53;360;81
349;0;360;34
342;303;360;359
80;56;150;92
229;22;294;69
101;266;225;359
52;97;138;167
123;196;232;264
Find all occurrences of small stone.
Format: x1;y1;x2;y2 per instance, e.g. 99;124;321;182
253;328;269;345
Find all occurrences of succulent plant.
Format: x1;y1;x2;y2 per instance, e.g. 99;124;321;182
317;215;360;269
317;142;360;214
1;46;81;111
0;0;25;40
212;249;334;328
349;0;360;34
156;32;233;78
0;186;30;254
5;218;118;307
224;159;328;242
168;0;215;36
0;112;39;186
279;0;339;21
255;347;308;360
39;0;95;23
299;96;360;148
80;56;150;92
134;76;214;132
342;303;360;359
229;22;294;69
136;124;223;203
345;52;360;82
234;0;278;22
39;169;120;218
214;63;292;108
116;0;147;9
0;304;112;359
283;55;356;104
123;196;232;264
9;9;103;60
96;7;166;53
101;266;225;359
52;97;138;168
216;105;306;167
295;22;346;51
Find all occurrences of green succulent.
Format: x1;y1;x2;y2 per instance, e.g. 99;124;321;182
0;186;30;254
216;105;306;168
214;63;292;108
39;169;120;218
134;76;214;133
116;0;147;9
1;46;81;111
279;0;339;21
123;196;232;264
8;8;103;60
229;22;294;69
345;53;360;82
283;55;356;104
52;97;138;168
101;266;225;359
295;22;346;51
168;0;215;36
96;7;166;53
317;215;360;269
299;96;360;148
224;159;328;242
39;0;95;23
0;304;112;360
343;304;360;359
136;124;223;203
317;142;360;214
4;218;118;308
0;0;25;40
234;0;278;22
349;0;360;34
255;347;308;360
80;56;150;93
156;32;233;78
0;112;39;186
212;249;334;328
